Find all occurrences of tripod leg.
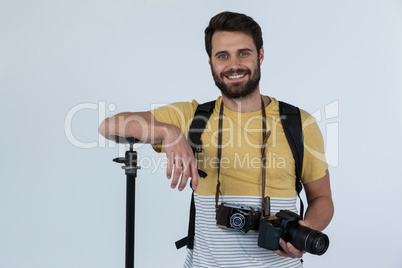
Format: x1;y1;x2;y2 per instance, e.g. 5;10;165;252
126;174;135;268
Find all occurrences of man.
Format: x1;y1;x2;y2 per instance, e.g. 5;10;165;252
99;11;334;268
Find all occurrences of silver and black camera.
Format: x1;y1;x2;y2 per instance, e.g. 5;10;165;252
258;210;329;255
216;203;261;233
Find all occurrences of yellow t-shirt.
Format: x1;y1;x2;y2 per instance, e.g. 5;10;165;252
151;96;328;199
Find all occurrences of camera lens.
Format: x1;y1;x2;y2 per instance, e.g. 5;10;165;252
304;229;329;255
230;213;246;229
285;225;329;255
309;231;329;255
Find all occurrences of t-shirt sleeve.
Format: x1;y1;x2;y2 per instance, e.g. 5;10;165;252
300;109;329;184
150;100;199;153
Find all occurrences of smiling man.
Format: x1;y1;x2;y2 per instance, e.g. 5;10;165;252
210;30;262;101
99;11;334;268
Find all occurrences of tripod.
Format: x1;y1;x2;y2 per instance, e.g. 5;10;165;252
112;136;141;268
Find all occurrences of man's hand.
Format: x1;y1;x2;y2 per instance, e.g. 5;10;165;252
163;124;198;191
274;220;311;259
99;111;198;191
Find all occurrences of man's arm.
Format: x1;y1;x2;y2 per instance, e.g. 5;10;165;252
99;112;167;143
98;112;198;191
275;169;334;258
303;169;334;231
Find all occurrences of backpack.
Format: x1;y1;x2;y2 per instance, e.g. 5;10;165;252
175;100;304;250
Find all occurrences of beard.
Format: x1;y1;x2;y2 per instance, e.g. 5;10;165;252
211;63;261;100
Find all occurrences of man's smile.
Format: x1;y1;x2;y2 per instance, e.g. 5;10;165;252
226;73;247;80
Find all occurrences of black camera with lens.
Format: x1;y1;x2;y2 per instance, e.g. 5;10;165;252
216;203;261;233
258;210;329;255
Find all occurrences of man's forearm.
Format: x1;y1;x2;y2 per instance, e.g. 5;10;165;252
303;170;334;231
304;196;334;231
98;111;171;144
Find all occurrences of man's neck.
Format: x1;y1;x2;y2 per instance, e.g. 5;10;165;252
221;90;270;113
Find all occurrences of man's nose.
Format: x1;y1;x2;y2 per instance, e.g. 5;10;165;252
228;56;242;69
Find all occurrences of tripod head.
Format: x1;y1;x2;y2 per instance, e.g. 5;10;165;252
111;135;142;175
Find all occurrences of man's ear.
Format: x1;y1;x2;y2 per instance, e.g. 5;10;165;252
259;47;264;65
208;58;211;66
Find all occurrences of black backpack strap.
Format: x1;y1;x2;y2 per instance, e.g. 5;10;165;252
175;189;196;249
278;101;305;219
176;100;216;250
187;100;216;155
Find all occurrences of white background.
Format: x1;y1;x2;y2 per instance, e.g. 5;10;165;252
1;0;402;267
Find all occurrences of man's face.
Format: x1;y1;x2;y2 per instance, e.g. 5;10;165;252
209;31;264;99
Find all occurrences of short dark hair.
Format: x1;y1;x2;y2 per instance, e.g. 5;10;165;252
204;11;263;58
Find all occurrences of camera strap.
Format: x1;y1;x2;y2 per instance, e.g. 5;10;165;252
215;97;270;215
260;100;271;217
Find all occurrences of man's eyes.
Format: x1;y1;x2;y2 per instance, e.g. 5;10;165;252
216;51;250;59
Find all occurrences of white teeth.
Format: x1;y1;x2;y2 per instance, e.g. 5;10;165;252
228;74;246;79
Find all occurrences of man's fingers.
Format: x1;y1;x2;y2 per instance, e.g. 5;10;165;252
181;155;198;190
178;167;190;191
299;220;312;228
279;238;290;255
191;164;198;190
166;153;174;180
164;136;196;191
177;156;197;191
275;238;304;259
171;161;182;189
274;249;287;257
286;243;304;258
